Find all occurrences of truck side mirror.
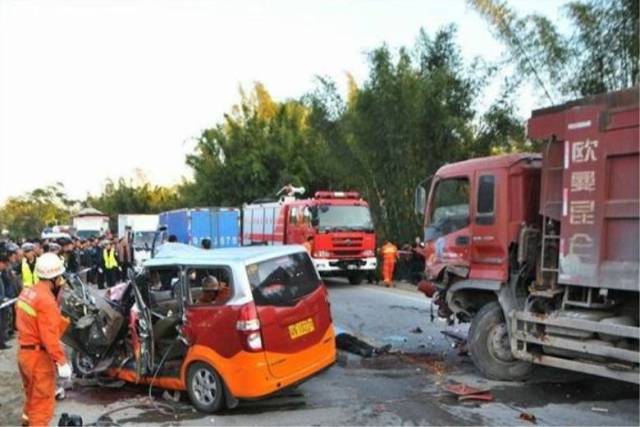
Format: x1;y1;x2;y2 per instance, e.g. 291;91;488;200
415;185;426;216
311;218;320;227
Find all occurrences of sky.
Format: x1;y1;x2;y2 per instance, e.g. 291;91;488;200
0;0;568;203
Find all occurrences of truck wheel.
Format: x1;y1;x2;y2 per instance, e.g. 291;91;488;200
186;362;225;413
468;302;532;381
348;273;363;285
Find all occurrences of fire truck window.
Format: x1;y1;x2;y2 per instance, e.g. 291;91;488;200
302;206;312;225
476;175;495;225
289;208;298;225
427;177;469;240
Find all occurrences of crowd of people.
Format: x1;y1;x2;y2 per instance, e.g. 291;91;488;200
0;233;137;350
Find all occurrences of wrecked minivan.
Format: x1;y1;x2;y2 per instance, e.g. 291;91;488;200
61;243;336;413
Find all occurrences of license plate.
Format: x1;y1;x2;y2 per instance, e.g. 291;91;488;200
288;318;315;339
347;264;358;270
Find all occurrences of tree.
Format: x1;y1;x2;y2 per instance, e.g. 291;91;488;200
0;183;77;239
305;26;525;243
469;0;639;100
185;83;339;207
85;174;182;229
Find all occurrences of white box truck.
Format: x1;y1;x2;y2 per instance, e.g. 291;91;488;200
117;214;159;268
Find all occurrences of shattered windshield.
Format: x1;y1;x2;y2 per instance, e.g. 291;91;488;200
316;205;374;232
425;177;469;241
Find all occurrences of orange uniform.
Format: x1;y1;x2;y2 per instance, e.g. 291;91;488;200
16;281;69;427
381;242;398;287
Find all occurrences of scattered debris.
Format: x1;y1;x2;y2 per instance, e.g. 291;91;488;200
162;390;181;403
444;383;493;402
401;353;447;375
335;333;391;358
519;412;537;424
458;393;494;402
441;330;468;355
410;326;423;334
591;407;609;413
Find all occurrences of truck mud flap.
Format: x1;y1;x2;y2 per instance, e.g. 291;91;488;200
510;310;640;384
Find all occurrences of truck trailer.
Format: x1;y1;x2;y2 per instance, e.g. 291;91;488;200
158;208;240;248
242;190;377;284
416;87;639;383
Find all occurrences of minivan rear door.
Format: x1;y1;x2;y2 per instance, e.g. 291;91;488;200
247;252;332;379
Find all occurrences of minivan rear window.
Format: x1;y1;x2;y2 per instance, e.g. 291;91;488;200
246;252;320;307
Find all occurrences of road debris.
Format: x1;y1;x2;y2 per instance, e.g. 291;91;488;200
518;411;537;424
591;407;609;413
440;330;468;355
443;383;494;402
402;353;447;376
335;333;391;358
410;326;423;334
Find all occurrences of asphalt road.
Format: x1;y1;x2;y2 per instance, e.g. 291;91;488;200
1;279;638;426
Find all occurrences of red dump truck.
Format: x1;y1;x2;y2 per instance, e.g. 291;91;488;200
416;88;639;383
242;189;377;284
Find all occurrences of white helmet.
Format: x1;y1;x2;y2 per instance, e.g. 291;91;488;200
35;253;66;279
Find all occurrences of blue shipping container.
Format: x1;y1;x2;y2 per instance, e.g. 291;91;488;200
158;208;240;248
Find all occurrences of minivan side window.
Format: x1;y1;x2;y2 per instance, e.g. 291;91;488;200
185;267;233;306
247;252;320;307
476;175;495;225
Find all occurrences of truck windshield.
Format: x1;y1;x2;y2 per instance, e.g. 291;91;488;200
425;177;470;241
133;231;156;250
316;205;374;232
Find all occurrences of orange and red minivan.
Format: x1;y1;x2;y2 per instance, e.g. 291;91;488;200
66;244;336;413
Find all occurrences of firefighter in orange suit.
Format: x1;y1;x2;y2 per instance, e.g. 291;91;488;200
16;253;72;426
381;240;398;287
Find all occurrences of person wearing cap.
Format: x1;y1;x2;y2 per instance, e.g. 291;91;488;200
57;237;79;274
101;240;120;288
198;275;230;305
16;253;72;427
0;243;11;349
2;243;20;340
21;243;39;289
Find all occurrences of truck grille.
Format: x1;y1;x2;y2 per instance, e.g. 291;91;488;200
332;237;363;248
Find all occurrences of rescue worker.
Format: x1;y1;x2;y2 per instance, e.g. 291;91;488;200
380;240;399;288
303;236;313;254
101;240;120;288
16;253;72;426
21;244;39;289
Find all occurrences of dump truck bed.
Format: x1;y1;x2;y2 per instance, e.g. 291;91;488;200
528;87;639;291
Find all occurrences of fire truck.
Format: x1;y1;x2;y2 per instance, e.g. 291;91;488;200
415;88;639;383
242;187;377;284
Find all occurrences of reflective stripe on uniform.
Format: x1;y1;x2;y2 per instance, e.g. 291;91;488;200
17;300;37;317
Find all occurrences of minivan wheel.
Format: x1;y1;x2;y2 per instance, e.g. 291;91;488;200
186;362;225;413
468;302;533;381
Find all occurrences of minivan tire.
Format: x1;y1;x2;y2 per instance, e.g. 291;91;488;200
186;362;225;413
468;301;533;381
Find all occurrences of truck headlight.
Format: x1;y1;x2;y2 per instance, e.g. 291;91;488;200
314;250;330;258
362;250;375;257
